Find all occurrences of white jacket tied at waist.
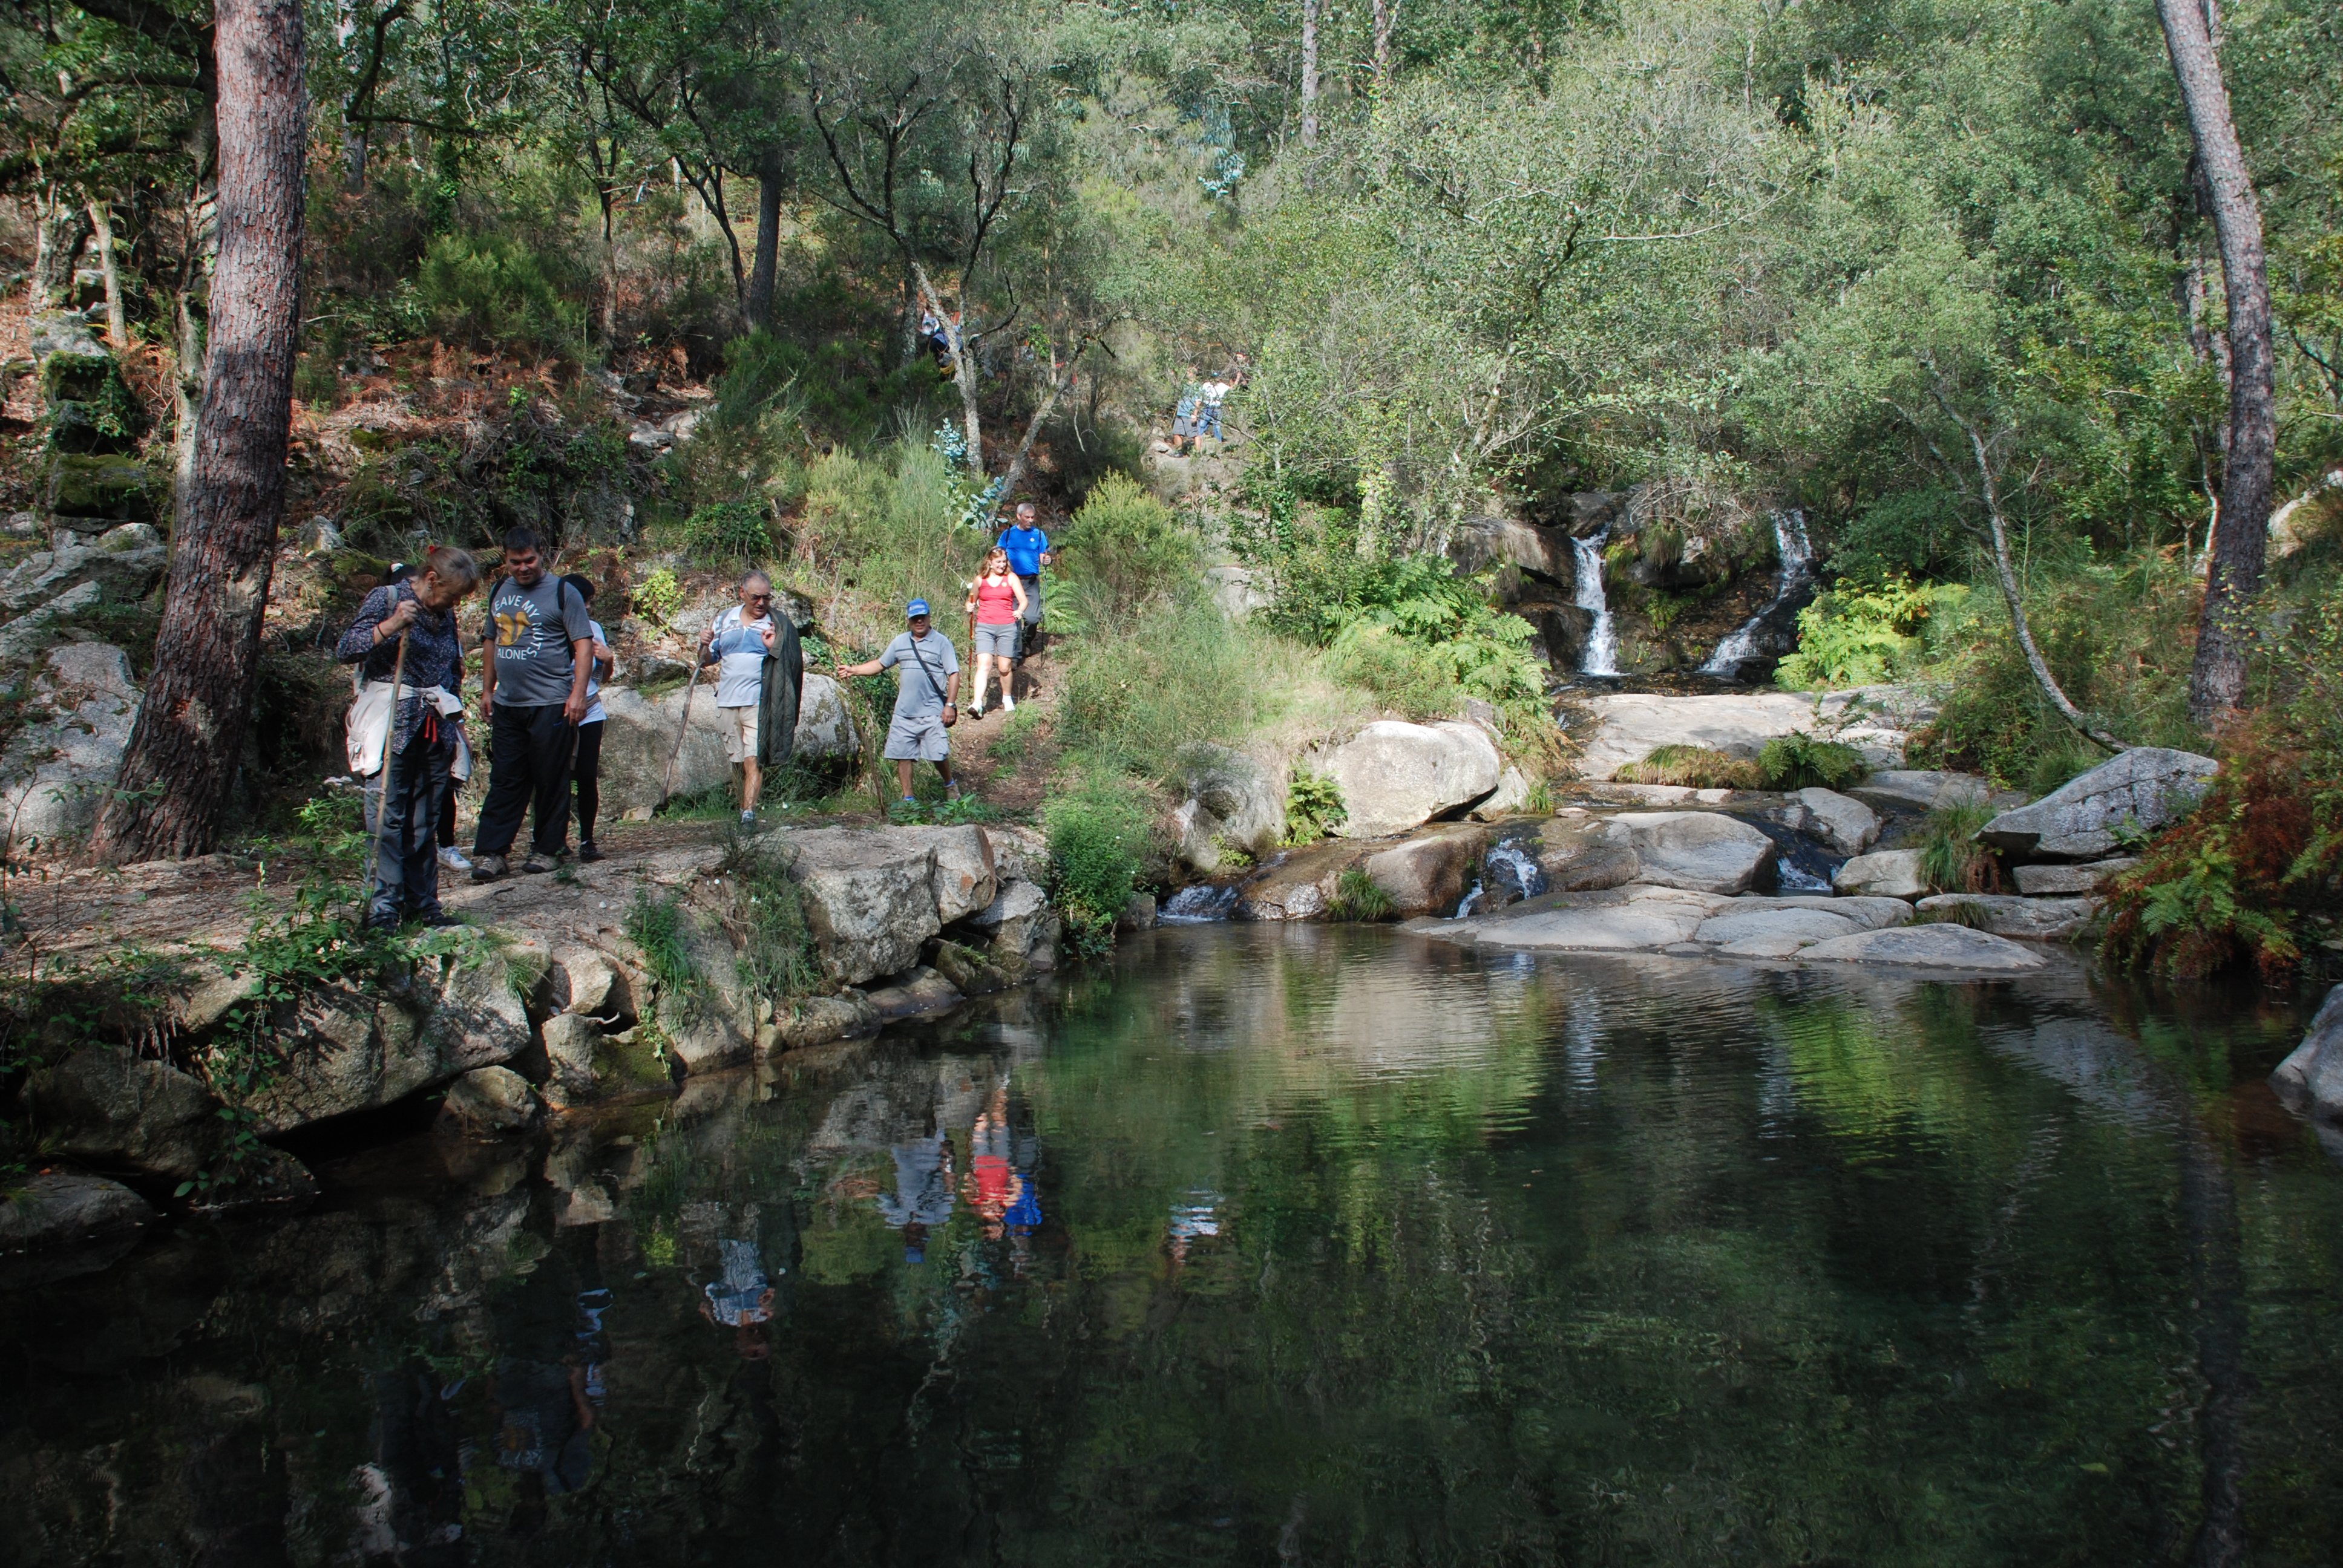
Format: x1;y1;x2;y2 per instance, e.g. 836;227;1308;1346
346;679;469;779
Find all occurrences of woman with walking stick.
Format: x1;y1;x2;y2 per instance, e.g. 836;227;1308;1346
339;546;483;930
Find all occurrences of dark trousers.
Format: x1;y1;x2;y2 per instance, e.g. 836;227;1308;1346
436;768;461;848
573;720;604;844
367;728;453;926
474;702;575;859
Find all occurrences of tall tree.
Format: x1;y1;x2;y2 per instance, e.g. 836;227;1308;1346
1299;0;1319;145
93;0;304;863
2156;0;2275;726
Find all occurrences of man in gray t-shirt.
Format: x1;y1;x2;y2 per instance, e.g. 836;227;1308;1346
473;529;594;878
836;599;962;809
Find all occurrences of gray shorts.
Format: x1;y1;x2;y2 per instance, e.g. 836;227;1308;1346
885;714;952;762
1017;575;1043;624
975;622;1018;657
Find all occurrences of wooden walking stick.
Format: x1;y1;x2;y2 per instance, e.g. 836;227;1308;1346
659;625;710;809
359;627;411;910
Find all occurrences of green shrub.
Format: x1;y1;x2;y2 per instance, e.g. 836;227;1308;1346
1758;732;1868;792
633;566;684;628
1917;799;2002;893
1055;596;1263;774
719;837;822;1009
1775;577;1964;691
1045;769;1156;956
1058;473;1198;615
1327;866;1397;923
1615;745;1763;790
669;500;775;564
625;890;704;1023
415;233;585;354
1285;769;1347;842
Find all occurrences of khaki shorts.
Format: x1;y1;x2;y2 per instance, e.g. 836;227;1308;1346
885;714;952;762
719;704;759;764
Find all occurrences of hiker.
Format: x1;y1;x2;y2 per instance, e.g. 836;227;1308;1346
1172;373;1201;454
471;529;594;880
834;599;960;809
963;544;1027;718
562;575;617;862
996;501;1054;663
386;561;478;876
339;545;482;930
699;570;805;828
1199;372;1230;442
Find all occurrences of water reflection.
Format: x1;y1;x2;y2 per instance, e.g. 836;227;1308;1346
2;926;2341;1566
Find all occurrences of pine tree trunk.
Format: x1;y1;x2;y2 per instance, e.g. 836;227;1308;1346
32;186;91;312
1372;0;1396;90
94;0;306;864
2157;0;2275;725
86;197;128;351
747;150;784;331
1300;0;1320;145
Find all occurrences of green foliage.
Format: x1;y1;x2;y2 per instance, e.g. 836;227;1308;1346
1057;474;1198;615
668;500;775;564
1775;577;1965;691
1322;557;1548;731
1616;745;1763;791
1285;769;1347;843
1916;799;2002;895
1326;866;1397;923
718;837;822;1011
632;566;684;629
624;890;704;1024
1045;769;1155;957
415;232;586;355
1757;733;1868;792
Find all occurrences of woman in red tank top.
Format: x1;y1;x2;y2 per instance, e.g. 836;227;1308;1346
965;545;1029;717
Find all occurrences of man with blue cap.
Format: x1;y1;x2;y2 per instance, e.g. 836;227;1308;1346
835;598;962;809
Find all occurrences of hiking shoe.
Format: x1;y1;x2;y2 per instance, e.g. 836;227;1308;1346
739;809;756;826
520;852;556;875
470;854;507;882
438;846;473;874
577;841;605;864
945;781;965;803
411;912;464;929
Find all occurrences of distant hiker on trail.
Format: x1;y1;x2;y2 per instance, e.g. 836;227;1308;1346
1199;373;1230;442
963;545;1027;718
834;599;960;811
562;575;617;862
997;501;1054;663
1172;372;1201;454
339;546;481;930
471;529;594;881
700;570;805;829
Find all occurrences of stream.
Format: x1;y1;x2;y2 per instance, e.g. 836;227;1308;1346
5;927;2341;1566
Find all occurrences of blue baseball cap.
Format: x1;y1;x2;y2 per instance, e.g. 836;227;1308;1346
906;598;931;618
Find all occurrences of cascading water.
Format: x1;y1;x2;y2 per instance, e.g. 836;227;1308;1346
1702;509;1815;678
1571;529;1619;677
1161;884;1242;923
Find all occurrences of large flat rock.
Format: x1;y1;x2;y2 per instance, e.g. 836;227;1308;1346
1798;923;2049;972
1325;720;1502;838
1573;692;1817;780
1849;770;1993;813
1913;895;2096;941
1587;812;1777;895
1450;886;1729;951
1979;747;2217;861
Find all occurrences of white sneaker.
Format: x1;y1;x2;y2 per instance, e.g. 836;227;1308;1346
1003;694;1016;711
438;846;472;873
969;704;985;719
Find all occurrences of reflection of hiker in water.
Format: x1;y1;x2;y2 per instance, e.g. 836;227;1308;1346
482;1284;611;1531
962;1083;1020;1240
881;1127;956;1263
1168;1191;1222;1266
700;1236;777;1361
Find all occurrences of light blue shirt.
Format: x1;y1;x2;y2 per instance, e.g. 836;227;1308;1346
708;606;773;708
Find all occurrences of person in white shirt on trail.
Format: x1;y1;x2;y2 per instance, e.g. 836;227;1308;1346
700;570;785;826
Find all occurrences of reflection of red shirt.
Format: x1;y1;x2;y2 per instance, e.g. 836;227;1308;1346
972;1155;1012;1212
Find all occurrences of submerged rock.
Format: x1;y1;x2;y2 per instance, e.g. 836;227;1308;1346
1979;748;2218;861
2271;985;2343;1127
0;1171;151;1256
434;1066;543;1136
1323;721;1501;837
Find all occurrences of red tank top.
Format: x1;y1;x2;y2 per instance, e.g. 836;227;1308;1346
974;575;1018;625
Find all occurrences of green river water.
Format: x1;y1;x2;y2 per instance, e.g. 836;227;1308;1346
4;926;2341;1566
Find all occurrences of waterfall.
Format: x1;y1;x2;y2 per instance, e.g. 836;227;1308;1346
1571;528;1619;676
1702;509;1814;678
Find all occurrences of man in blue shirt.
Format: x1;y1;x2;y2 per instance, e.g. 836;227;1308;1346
996;501;1055;662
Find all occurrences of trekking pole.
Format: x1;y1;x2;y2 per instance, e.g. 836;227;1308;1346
659;627;708;810
359;628;411;911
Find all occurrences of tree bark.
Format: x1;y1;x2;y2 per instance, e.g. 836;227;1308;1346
2157;0;2275;725
1372;0;1397;90
911;264;985;483
86;196;128;350
996;339;1095;505
746;148;785;331
33;188;92;312
94;0;305;864
1300;0;1320;145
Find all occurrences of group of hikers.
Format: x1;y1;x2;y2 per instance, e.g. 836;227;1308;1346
1170;359;1244;454
341;504;1059;931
